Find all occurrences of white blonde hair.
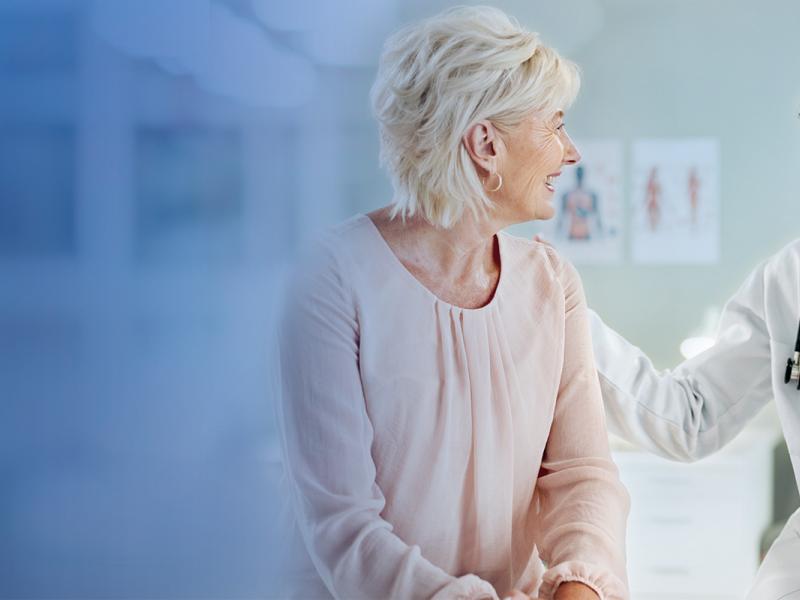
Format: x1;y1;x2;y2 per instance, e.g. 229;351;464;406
370;5;580;228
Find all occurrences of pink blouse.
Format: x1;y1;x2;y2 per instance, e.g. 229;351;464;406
277;214;629;599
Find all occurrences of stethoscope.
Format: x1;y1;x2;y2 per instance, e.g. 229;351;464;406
784;320;800;388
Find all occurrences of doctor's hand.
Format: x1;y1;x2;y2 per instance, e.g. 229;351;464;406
553;581;600;600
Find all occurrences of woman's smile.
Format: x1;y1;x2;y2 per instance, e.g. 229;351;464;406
544;171;562;192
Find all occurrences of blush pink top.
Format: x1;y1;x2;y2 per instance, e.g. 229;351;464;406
277;214;629;599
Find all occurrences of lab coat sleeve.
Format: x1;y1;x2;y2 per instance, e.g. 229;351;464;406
536;258;630;600
276;239;498;600
589;260;773;461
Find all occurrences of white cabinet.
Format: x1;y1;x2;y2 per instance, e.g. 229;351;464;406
612;419;779;599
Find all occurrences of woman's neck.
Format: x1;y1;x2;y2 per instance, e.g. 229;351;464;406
367;206;505;308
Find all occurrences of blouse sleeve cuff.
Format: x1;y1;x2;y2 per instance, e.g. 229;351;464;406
431;574;499;600
538;561;628;600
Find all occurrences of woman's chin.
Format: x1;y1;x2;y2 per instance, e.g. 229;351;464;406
533;203;556;221
509;199;555;223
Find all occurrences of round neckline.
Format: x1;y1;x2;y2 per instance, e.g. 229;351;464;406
359;213;505;313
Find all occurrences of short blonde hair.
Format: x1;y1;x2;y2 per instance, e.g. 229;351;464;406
370;5;580;228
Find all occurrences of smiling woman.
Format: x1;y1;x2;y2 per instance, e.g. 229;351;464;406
370;8;581;229
475;109;581;223
276;6;630;600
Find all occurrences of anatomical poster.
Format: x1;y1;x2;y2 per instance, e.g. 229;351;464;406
631;139;720;264
509;139;624;265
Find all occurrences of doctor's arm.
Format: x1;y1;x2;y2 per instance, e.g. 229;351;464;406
589;262;773;462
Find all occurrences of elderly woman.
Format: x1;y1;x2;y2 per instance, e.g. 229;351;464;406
277;6;629;600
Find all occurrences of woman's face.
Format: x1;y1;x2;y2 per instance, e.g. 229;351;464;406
495;109;580;222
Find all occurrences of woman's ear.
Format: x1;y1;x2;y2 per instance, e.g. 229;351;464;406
462;120;499;176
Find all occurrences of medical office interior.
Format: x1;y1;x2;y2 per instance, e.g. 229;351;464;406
2;0;799;598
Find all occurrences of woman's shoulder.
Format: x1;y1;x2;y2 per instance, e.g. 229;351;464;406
499;231;572;278
499;232;584;306
316;213;372;249
297;214;374;268
287;215;376;298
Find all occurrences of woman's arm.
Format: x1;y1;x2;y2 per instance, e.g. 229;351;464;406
534;259;630;600
276;239;498;600
589;260;773;461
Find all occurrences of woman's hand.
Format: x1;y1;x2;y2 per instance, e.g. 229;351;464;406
503;581;600;600
553;581;600;600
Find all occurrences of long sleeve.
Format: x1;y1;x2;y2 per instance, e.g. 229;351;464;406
535;259;630;600
589;259;773;462
276;240;498;600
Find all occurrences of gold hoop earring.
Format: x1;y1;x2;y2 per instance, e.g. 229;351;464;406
484;172;503;193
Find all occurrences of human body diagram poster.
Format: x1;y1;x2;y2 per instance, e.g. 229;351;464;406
534;139;624;265
630;139;720;264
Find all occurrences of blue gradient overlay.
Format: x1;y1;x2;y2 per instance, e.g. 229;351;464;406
5;0;800;597
0;0;324;596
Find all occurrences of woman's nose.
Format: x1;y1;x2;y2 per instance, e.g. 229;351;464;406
562;134;581;165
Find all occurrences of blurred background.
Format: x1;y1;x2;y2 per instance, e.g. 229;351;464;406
1;0;798;598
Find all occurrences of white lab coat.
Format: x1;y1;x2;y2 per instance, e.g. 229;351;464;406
589;239;800;600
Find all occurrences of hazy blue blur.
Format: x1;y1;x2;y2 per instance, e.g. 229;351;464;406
0;0;301;597
2;0;799;598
